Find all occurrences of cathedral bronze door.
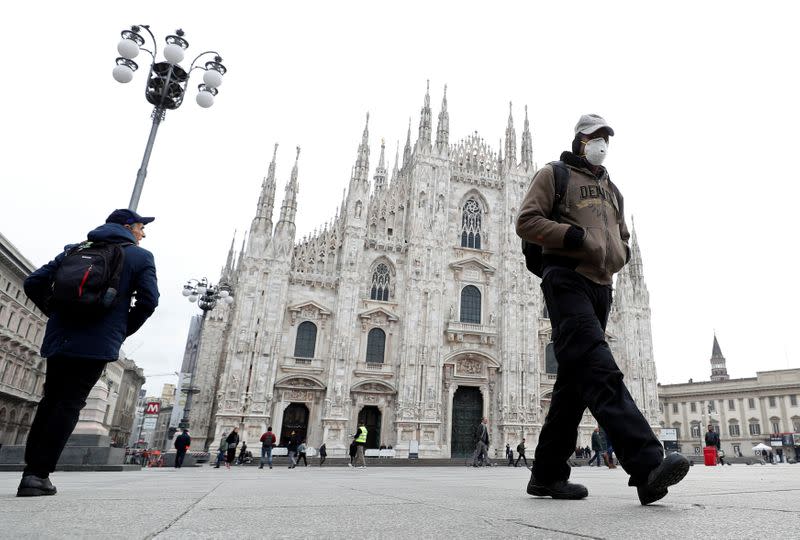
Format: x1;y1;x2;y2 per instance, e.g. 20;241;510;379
357;406;381;449
451;386;483;458
280;403;309;446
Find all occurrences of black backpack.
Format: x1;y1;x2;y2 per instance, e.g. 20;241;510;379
521;162;624;277
50;241;127;315
521;161;571;277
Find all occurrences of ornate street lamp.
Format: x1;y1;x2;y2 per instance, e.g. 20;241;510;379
113;25;227;212
178;278;234;430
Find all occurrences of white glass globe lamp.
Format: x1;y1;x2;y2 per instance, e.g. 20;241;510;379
164;43;185;64
112;65;134;83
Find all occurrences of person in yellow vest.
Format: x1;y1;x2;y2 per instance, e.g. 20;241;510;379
352;422;368;468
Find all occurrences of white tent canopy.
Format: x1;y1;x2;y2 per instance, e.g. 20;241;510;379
752;443;771;452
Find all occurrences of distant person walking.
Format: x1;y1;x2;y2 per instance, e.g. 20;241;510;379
225;428;239;469
472;417;491;467
515;439;530;468
174;429;191;469
353;423;368;468
259;427;276;469
18;209;159;497
297;440;308;467
704;424;720;449
214;432;227;468
287;431;299;469
319;443;327;467
516;115;688;504
589;427;605;467
506;444;514;466
705;424;720;465
600;427;617;468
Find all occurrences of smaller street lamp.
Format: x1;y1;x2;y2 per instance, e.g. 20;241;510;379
178;278;234;431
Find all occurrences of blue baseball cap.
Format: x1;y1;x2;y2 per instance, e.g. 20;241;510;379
106;209;155;225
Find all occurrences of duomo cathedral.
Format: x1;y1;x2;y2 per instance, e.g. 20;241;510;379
185;83;659;457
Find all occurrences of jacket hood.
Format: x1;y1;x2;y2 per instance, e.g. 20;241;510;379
86;223;137;244
560;151;607;179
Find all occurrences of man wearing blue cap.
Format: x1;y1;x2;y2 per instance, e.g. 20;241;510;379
17;209;159;496
517;115;689;505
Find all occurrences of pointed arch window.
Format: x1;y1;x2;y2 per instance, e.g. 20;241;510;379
366;328;386;364
294;321;317;359
370;263;391;301
460;285;481;324
460;198;482;249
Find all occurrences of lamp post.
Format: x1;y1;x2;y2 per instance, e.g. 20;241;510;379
113;25;227;212
178;278;234;431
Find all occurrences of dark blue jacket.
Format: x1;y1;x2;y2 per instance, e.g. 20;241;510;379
24;223;159;361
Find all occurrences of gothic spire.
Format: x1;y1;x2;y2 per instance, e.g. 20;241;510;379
236;231;247;271
504;101;517;166
521;105;533;170
278;146;301;225
247;143;278;257
417;79;432;149
402;118;412;169
351;113;370;186
391;140;400;183
628;217;644;282
435;84;449;152
374;138;387;191
710;333;730;381
221;230;237;282
224;230;236;273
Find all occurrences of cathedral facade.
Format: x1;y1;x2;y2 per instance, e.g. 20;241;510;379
187;85;660;458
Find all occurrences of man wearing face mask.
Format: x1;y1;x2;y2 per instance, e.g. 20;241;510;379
516;115;689;505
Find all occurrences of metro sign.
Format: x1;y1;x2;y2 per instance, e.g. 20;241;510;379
145;402;160;415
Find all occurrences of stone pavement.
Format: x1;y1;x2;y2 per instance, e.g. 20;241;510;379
1;464;797;539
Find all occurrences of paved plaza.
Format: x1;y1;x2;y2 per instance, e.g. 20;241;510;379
1;464;798;539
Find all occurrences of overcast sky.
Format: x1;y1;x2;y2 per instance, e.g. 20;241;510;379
2;1;798;396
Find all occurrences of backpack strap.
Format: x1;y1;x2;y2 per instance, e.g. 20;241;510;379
549;161;570;222
607;178;624;219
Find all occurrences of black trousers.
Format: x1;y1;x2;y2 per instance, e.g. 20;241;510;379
515;453;529;467
533;268;663;486
175;449;187;468
24;355;107;477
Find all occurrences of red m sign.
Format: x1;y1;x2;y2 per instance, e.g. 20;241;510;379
145;402;160;415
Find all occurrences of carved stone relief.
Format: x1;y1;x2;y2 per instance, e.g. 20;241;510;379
457;357;482;375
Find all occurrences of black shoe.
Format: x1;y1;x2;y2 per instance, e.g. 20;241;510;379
527;472;588;500
259;465;263;469
636;453;690;505
17;475;57;497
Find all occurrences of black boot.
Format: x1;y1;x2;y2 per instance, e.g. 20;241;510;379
636;453;690;505
527;471;588;500
17;475;57;497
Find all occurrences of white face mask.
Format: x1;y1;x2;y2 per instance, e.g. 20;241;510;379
584;137;608;166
